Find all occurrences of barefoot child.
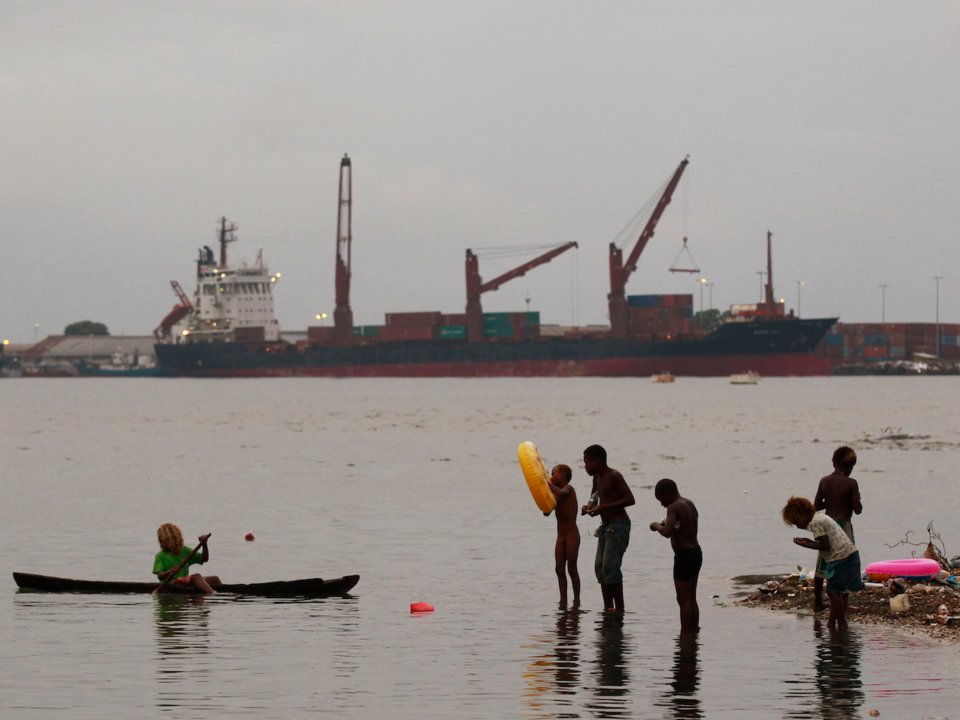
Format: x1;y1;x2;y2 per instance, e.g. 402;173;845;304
153;523;221;594
581;444;635;613
545;464;581;606
649;478;701;634
781;497;862;630
812;446;862;612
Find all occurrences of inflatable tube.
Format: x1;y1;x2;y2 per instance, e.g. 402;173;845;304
518;441;556;513
865;558;941;582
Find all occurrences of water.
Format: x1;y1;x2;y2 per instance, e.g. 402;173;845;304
2;377;959;719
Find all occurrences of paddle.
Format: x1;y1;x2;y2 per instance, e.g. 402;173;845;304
152;533;210;595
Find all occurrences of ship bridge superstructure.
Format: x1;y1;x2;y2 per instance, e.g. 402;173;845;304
171;217;281;342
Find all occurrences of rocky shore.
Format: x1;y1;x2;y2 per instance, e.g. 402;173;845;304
733;572;960;643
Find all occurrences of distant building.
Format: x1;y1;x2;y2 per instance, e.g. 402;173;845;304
20;336;159;376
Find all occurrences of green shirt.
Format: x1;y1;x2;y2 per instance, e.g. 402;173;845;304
153;546;204;579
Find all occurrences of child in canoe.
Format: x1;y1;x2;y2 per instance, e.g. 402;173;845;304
153;523;220;594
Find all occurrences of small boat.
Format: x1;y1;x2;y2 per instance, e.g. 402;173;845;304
729;371;759;385
13;572;359;598
652;372;675;383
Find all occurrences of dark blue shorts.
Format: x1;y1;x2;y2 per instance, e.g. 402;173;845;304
826;551;862;593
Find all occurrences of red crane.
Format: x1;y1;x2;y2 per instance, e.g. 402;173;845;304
608;156;689;339
332;154;353;345
465;242;578;342
153;281;194;340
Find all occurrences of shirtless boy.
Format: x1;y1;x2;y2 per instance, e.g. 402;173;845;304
581;444;635;613
649;479;701;633
813;446;862;612
545;463;580;607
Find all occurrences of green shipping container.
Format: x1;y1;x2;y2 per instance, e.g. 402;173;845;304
438;325;467;339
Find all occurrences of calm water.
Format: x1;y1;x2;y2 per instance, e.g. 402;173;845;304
2;377;958;719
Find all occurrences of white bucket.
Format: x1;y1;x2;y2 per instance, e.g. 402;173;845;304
889;594;911;613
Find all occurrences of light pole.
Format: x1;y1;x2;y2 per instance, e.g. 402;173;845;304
315;312;328;325
708;283;715;311
879;284;888;325
33;323;39;343
934;276;943;357
795;281;804;317
699;277;707;314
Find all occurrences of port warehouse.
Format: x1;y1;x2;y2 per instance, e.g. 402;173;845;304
816;322;960;363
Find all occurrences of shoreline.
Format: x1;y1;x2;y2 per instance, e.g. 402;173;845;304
732;573;960;643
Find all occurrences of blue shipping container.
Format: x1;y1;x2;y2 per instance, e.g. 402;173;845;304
627;295;661;308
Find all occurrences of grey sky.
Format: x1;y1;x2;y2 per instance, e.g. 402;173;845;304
2;2;958;342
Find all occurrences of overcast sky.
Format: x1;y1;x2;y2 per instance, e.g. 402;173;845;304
2;2;958;342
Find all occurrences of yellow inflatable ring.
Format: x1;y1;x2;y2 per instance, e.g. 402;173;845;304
518;441;556;513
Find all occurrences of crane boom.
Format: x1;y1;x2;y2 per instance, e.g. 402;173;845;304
465;242;578;342
608;156;689;339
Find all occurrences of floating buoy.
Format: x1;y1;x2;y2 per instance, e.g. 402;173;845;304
244;531;255;541
410;601;434;614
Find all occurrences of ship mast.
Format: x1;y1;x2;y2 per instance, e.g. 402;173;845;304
218;217;238;268
333;154;354;345
765;230;775;309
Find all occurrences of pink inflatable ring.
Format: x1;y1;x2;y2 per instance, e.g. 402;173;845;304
865;558;941;582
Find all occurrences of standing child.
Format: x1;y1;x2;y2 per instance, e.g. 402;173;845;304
545;464;580;607
153;523;221;594
581;444;635;614
812;446;862;612
649;478;702;634
782;497;862;630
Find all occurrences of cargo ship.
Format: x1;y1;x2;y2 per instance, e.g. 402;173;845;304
155;155;837;378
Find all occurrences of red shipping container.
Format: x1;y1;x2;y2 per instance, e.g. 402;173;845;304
307;326;334;343
385;312;442;327
379;324;437;341
441;313;467;325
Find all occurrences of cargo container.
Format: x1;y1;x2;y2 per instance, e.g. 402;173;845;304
438;325;467;340
379;325;437;341
627;295;660;308
385;312;442;327
234;326;266;342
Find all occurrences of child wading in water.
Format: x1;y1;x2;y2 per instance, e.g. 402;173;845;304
545;464;581;607
153;523;221;594
781;497;862;630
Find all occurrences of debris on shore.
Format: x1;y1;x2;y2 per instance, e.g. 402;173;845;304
733;569;960;642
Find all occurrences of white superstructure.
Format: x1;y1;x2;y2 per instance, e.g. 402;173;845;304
171;218;282;342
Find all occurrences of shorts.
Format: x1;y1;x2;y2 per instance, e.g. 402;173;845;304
816;519;854;577
673;546;703;583
825;551;862;593
594;519;630;585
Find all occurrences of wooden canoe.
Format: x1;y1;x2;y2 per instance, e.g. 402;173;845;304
13;572;359;597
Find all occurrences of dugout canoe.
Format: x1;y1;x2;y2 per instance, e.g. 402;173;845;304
13;572;359;597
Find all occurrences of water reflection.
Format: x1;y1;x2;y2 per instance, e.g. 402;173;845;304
784;620;864;719
585;613;632;718
153;595;211;712
659;632;702;719
812;621;864;720
521;606;584;717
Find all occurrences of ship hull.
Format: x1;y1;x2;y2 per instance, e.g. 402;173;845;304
156;317;837;378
